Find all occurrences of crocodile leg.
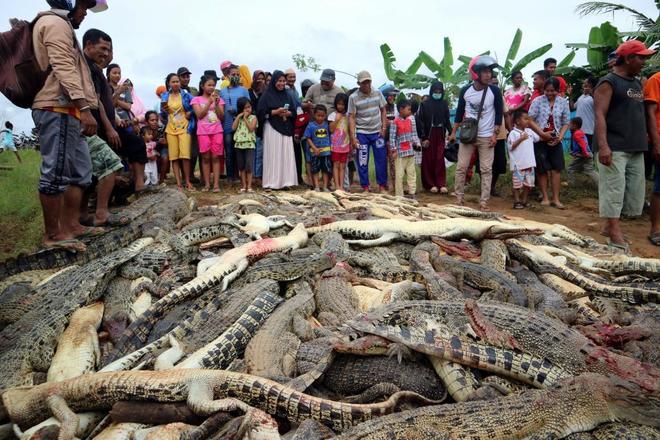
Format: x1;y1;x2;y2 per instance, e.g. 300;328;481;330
347;232;400;247
429;357;482;402
154;335;185;370
465;299;521;350
46;395;78;440
344;383;403;403
187;380;250;415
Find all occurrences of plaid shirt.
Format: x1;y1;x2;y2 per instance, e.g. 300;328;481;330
528;95;570;133
389;116;420;158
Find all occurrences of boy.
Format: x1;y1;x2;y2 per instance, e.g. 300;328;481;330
567;117;598;185
388;100;420;198
507;110;538;208
0;121;21;163
304;105;333;191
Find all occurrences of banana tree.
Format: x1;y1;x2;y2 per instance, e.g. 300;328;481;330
498;29;553;85
563;21;623;76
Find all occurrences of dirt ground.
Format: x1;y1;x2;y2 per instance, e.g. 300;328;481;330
191;181;658;259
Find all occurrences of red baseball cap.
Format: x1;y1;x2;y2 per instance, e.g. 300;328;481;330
220;60;233;70
615;40;656;57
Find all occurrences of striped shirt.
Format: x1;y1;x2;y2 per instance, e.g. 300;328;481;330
348;89;386;134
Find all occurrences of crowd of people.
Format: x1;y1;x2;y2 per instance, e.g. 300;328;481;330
16;0;660;252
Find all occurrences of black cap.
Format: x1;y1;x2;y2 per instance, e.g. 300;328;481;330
177;67;192;76
203;70;220;81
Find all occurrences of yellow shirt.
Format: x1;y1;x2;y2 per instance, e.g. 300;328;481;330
166;93;188;135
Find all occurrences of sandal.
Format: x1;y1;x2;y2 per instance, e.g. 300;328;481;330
430;187;438;193
201;187;210;193
440;187;448;194
479;204;491;212
607;239;630;254
213;187;220;193
247;188;254;193
551;202;567;210
648;232;660;246
44;238;87;253
75;226;106;238
96;213;129;227
513;202;525;209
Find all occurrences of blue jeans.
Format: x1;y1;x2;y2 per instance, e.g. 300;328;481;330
356;132;387;188
253;136;263;178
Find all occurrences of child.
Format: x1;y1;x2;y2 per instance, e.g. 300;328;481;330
328;93;350;192
567;117;598;185
304;104;332;192
191;76;225;192
507;110;539;209
294;104;313;187
388;100;420;198
141;127;159;186
232;97;258;193
0;121;21;163
145;111;168;183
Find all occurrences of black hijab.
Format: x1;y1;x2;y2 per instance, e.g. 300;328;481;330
419;80;451;137
257;70;295;136
426;80;446;121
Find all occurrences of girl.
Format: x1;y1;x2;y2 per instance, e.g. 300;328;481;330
528;77;570;209
328;93;350;191
141;127;159;186
161;73;195;191
232;97;258;192
256;70;297;190
145;110;169;184
192;76;225;192
0;121;21;163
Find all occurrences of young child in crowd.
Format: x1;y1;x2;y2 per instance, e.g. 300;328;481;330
507;110;539;209
328;93;350;192
294;103;313;187
232;97;258;193
141;127;159;186
145;111;168;184
304;104;333;192
191;76;225;192
0;121;21;163
388;100;420;198
567;117;598;185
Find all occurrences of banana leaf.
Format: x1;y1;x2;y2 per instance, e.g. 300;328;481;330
380;43;401;81
587;26;604;67
565;43;609;49
509;43;553;73
405;55;424;75
558;50;577;67
504;29;523;72
418;51;443;77
458;51;490;66
441;37;454;80
600;21;622;47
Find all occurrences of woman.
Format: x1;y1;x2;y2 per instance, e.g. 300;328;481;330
264;72;272;88
257;70;297;190
418;80;452;194
161;73;195;191
106;63;147;191
249;70;266;182
504;71;531;115
528;77;570;209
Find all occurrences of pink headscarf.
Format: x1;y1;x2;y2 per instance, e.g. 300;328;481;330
120;77;147;123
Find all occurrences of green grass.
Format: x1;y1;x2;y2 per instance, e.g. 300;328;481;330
0;149;43;260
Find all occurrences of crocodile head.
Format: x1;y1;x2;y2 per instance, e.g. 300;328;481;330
484;224;544;240
603;374;660;428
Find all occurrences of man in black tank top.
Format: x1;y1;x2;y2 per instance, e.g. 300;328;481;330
594;40;655;250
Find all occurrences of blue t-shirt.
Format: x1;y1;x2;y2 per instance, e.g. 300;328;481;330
304;121;331;156
220;86;250;133
2;129;13;147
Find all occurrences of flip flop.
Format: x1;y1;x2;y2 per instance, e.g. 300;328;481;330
649;232;660;246
551;202;567;210
44;239;87;253
76;226;106;238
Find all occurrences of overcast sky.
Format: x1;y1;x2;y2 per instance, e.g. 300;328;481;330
1;0;656;133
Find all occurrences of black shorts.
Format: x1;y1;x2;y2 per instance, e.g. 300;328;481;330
311;155;332;174
534;141;564;173
236;148;254;173
118;127;148;165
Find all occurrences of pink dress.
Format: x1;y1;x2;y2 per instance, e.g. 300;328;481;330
191;96;225;156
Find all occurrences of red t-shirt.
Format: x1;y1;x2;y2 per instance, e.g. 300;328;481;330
525;89;543;111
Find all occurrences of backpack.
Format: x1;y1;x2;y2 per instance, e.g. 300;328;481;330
0;12;63;109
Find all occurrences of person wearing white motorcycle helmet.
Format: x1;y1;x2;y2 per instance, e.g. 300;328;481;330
32;0;106;252
449;55;504;211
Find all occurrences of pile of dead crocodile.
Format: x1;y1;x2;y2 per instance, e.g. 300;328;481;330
0;188;658;440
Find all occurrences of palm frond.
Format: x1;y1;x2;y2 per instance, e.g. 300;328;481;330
575;2;655;31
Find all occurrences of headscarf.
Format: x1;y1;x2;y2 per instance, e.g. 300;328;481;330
426;80;446;121
239;65;252;89
257;70;295;137
119;77;147;122
251;70;265;94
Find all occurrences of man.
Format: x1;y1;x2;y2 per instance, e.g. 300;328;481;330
644;71;660;246
525;70;548;111
285;68;300;104
32;0;101;252
543;57;567;96
304;69;342;114
449;55;503;212
220;64;250;181
594;40;655;250
81;28;126;227
348;70;388;192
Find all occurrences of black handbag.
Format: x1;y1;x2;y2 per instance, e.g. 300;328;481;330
444;141;460;162
458;86;488;144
